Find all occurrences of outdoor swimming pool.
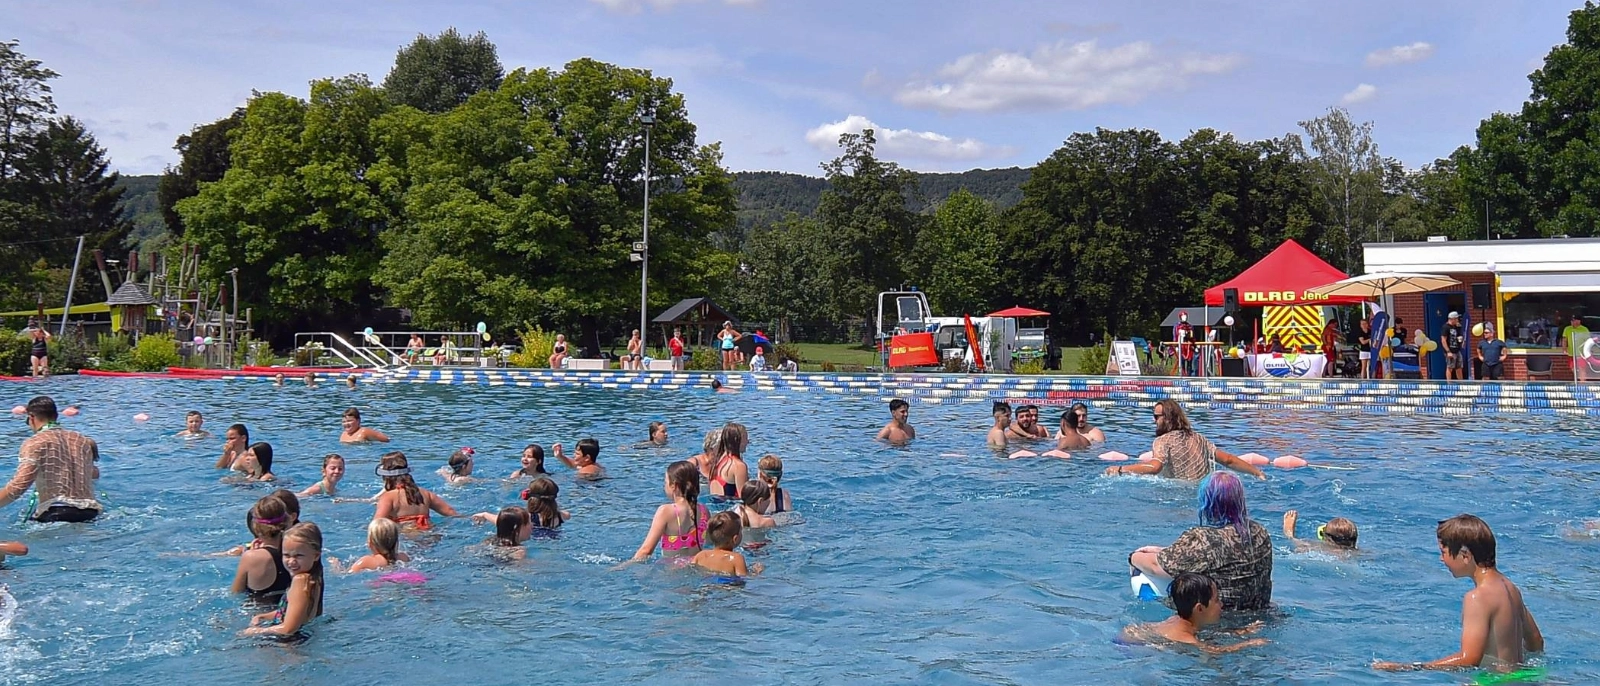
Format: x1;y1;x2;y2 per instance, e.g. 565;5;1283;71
1;376;1597;684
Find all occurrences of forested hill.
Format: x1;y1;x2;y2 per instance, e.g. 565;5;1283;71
733;167;1029;231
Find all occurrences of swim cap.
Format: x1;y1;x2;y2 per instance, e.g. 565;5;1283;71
375;465;411;477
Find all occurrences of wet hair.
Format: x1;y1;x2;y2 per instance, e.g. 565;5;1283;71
719;422;749;458
269;489;301;524
367;518;401;563
991;401;1011;416
738;480;771;526
575;438;600;463
186;410;202;420
228;423;249;441
757;454;783;485
648;421;666;441
705;510;742;549
1321;517;1359;549
321;453;344;470
522;477;563;528
702;428;724;460
521;444;548;474
1169;572;1218;620
888;398;909;413
493;506;530;546
710;379;722;390
666;460;701;538
249;494;290;541
1437;514;1496;567
248;442;274;476
25;396;57;422
1197;472;1250;539
343;407;361;420
282;522;325;616
447;448;474;475
380;452;425;506
1154;399;1191;437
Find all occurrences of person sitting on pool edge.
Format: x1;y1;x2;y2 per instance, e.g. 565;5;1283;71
876;398;915;444
339;408;390;444
1120;572;1267;654
1103;400;1265;480
1374;514;1543;673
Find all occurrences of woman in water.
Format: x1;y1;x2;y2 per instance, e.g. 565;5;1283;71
547;334;569;369
756;455;794;515
243;522;325;637
717;321;741;371
708;423;750;499
230;495;294;602
298;454;345;498
232;442;276;482
692;428;722;483
332;518;409;573
1127;472;1274;612
508;444;549;480
373;452;459;531
628;461;708;563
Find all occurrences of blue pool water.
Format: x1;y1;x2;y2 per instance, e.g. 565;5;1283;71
1;376;1598;684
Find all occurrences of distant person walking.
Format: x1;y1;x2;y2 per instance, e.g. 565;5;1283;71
0;396;102;522
669;327;687;371
1477;326;1507;381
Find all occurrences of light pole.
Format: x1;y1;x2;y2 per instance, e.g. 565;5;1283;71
639;114;654;347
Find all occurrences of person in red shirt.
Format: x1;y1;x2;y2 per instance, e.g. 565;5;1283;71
669;327;686;371
1322;320;1340;377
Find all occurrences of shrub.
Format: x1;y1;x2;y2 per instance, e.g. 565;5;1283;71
768;341;803;367
508;327;557;368
47;337;90;374
1076;344;1110;375
1012;358;1045;375
97;334;132;365
685;347;721;371
0;328;32;375
129;333;181;372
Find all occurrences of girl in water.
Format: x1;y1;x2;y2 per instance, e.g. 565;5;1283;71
508;444;549;480
298;454;345;497
332;518;409;573
374;452;459;531
220;491;299;556
438;448;479;485
628;461;708;563
756;455;794;515
647;421;669;446
243;522;325;637
708;423;749;499
471;477;570;530
230;495;294;602
732;479;776;529
230;442;276;481
483;506;532;561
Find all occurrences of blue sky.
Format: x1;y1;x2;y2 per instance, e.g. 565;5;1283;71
4;0;1579;176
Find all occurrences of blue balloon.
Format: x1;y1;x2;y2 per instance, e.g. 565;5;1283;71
476;322;487;334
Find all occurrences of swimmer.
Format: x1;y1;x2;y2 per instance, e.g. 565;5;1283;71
1283;510;1358;553
339;407;390;444
693;511;760;578
230;441;276;481
756;455;794;514
508;444;550;480
438;447;479;485
1121;573;1267;654
220;490;301;557
876;398;915;444
1375;514;1543;672
1007;404;1050;441
330;518;409;573
733;479;776;529
987;402;1012;450
374;452;459;531
1062;402;1106;443
708;423;749;499
0;541;27;564
273;373;285;387
230;495;295;601
710;379;735;393
298;454;346;497
242;522;324;637
484;506;532;561
553;438;606;480
1054;409;1091;451
215;423;249;469
344;374;358;389
303;372;317;388
627;461;708;563
177;410;211;439
646;421;669;446
691;428;723;483
471;476;571;528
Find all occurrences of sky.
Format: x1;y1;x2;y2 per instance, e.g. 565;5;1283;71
2;0;1581;176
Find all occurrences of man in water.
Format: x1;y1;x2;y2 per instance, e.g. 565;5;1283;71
1007;404;1049;441
1443;311;1465;381
1477;326;1507;381
1375;514;1542;673
986;402;1012;450
876;398;915;444
1103;400;1265;480
0;396;103;522
340;408;390;444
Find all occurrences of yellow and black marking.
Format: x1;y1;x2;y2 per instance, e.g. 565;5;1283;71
1263;306;1323;350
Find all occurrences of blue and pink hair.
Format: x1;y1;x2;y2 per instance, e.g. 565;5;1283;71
1198;472;1250;538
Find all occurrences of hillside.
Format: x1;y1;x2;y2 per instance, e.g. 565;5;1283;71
116;174;165;251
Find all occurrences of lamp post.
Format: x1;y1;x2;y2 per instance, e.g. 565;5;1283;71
639;114;654;346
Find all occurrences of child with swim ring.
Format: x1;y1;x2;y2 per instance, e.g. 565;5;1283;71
299;454;345;498
627;461;708;564
243;522;325;638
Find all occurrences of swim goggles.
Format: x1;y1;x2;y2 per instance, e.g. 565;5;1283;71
1315;524;1327;541
375;465;411;477
759;468;782;479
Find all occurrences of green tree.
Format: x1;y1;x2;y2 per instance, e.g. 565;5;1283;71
157;108;244;239
915;189;998;315
814;129;925;323
21;116;132;259
0;39;57;182
1296;107;1389;274
381;28;504;114
732;215;833;340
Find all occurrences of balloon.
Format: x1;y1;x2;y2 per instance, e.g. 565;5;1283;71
1223;315;1235;326
481;332;491;342
193;336;204;345
1385;328;1394;339
10;406;24;415
1471;323;1485;337
1097;451;1130;461
1235;348;1246;359
1390;337;1401;347
363;326;374;336
203;337;214;345
133;413;150;422
1272;455;1308;469
476;322;487;334
1421;339;1438;353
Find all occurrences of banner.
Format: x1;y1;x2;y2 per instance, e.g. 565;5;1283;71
888;332;939;368
1111;340;1141;376
1248;353;1327;378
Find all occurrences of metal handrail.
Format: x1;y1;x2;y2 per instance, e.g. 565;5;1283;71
295;330;514;369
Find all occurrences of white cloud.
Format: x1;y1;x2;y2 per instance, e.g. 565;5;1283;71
1340;83;1378;105
590;0;755;13
894;40;1242;112
1365;42;1435;67
804;115;1011;161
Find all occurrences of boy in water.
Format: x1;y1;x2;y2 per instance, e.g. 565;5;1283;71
554;438;606;480
693;511;761;578
986;402;1012;450
876;398;915;444
1122;572;1267;654
1375;514;1543;672
1283;510;1359;553
339;407;390;444
177;411;211;439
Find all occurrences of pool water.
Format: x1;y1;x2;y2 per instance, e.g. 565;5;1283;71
2;376;1599;685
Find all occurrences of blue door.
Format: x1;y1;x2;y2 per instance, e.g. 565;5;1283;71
1423;292;1468;379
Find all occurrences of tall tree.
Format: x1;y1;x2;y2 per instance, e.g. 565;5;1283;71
1296;107;1389;274
732;215;833;341
21;117;131;259
0;39;57;182
157;108;244;238
382;28;504;114
914;189;998;315
814;130;925;323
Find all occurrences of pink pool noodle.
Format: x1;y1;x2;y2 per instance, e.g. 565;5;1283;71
1097;451;1130;461
1272;455;1308;469
373;570;428;586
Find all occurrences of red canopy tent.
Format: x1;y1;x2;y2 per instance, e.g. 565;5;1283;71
988;306;1050;317
1204;239;1368;307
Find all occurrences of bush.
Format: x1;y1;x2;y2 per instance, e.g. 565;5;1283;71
507;327;557;368
97;334;132;365
0;328;31;375
47;337;89;374
1076;344;1111;375
768;341;803;367
1012;358;1045;375
129;333;181;372
685;347;721;371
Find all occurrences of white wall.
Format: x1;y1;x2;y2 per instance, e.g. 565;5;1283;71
1364;238;1600;274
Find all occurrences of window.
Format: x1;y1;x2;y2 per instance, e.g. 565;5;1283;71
1501;292;1600;348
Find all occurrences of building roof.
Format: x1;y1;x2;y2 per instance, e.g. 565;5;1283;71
1364;237;1600;274
106;282;158;306
652;297;735;325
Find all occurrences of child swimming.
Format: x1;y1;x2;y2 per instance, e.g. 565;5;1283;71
374;452;459;531
298;454;346;498
177;411;210;439
1283;510;1358;553
215;423;249;469
331;518;409;573
732;480;776;529
508;444;549;480
273;373;285;387
471;477;570;529
876;398;915;444
647;421;669;446
221;490;300;557
231;442;276;482
230;495;295;602
484;506;532;560
628;461;708;563
303;372;317;388
553;438;605;480
756;455;793;515
693;511;759;578
708;423;749;499
438;447;479;485
243;522;325;638
1121;572;1268;654
339;408;390;444
1374;514;1543;672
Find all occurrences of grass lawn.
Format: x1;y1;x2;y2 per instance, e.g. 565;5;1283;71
793;342;1094;374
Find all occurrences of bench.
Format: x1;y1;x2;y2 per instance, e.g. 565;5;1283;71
564;358;608;370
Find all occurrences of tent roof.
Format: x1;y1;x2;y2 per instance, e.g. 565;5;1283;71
107;282;158;306
652;297;735;325
1204;239;1367;306
988;306;1050;317
1161;307;1230;328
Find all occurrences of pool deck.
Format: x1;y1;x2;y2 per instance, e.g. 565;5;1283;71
343;368;1600;417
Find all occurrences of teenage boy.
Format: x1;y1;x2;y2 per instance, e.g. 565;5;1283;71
1121;573;1267;654
876;398;915;444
